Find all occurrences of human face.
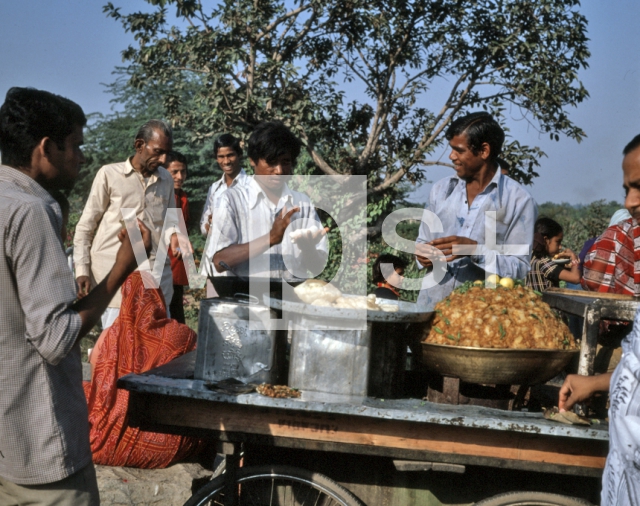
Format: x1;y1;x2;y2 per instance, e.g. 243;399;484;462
167;161;187;190
251;154;293;193
623;146;640;221
387;267;405;289
448;133;486;180
134;130;172;177
216;146;242;180
46;125;85;190
545;232;563;257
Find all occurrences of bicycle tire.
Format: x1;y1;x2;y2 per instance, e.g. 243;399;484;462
474;491;595;506
184;464;364;506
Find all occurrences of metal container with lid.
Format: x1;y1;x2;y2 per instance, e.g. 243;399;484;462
265;295;433;402
194;297;287;384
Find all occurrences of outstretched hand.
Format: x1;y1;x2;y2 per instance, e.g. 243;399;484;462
293;226;329;250
558;373;612;412
115;219;152;276
270;206;300;246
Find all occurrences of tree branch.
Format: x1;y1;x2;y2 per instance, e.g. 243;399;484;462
256;5;311;42
307;146;340;175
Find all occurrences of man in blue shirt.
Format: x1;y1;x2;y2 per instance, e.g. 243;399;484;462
415;112;537;310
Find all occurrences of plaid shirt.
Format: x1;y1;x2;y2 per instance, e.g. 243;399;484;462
582;218;640;296
0;166;89;485
525;256;563;292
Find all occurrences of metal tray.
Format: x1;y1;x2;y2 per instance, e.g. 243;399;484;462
264;294;434;323
421;342;579;385
209;276;302;299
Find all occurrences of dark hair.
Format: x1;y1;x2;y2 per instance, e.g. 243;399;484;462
49;189;69;217
445;112;505;163
372;254;407;284
247;121;301;165
165;150;187;169
214;133;242;157
134;119;172;145
623;134;640;156
532;217;563;258
0;87;86;168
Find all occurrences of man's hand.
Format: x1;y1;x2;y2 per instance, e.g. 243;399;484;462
430;236;478;262
76;276;91;299
415;243;443;269
293;226;329;250
269;206;300;246
558;373;612;412
170;233;181;259
114;219;152;277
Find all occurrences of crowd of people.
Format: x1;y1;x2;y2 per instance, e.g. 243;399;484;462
1;85;640;505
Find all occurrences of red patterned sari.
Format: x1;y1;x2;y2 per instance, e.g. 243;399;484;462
84;272;202;468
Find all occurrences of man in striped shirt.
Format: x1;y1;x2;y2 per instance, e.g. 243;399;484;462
583;134;640;296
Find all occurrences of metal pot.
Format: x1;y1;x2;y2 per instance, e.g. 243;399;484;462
265;295;433;401
421;342;579;385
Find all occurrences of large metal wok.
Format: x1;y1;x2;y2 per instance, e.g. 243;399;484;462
421;342;579;385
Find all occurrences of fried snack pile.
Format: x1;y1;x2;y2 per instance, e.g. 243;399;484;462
293;279;398;311
256;384;301;398
424;282;577;350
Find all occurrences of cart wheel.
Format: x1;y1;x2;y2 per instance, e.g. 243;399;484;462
474;491;595;506
184;464;365;506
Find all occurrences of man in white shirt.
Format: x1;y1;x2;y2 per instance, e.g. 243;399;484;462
200;133;249;235
73;120;180;327
199;134;250;296
212;122;327;279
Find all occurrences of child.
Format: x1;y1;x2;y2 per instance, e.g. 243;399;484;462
525;217;580;291
372;254;407;300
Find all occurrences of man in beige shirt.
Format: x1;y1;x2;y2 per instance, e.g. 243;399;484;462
74;120;180;327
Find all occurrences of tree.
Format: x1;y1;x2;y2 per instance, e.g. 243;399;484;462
538;200;622;253
104;0;589;234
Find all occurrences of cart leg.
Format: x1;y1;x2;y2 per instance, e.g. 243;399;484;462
575;305;601;416
577;305;600;377
216;441;240;506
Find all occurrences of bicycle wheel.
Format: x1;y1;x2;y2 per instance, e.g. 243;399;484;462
474;491;595;506
184;464;364;506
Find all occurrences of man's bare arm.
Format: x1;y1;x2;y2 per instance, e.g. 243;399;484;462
72;221;151;338
213;206;299;272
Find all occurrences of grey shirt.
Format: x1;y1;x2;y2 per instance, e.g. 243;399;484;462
0;165;89;485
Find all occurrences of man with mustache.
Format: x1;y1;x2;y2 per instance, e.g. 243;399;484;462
414;112;537;310
74;120;180;327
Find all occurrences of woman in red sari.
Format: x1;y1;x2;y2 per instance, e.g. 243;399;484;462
84;271;202;468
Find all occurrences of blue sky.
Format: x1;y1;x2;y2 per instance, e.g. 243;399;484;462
1;0;638;206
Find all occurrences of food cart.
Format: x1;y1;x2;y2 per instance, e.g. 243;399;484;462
116;289;638;505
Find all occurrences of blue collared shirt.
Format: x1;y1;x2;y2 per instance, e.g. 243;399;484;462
416;170;537;310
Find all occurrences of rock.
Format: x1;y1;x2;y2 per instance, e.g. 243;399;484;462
96;463;213;506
